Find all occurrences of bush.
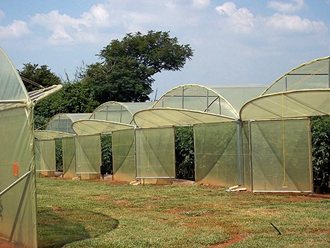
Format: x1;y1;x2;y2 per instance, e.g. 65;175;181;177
101;134;112;174
55;139;63;171
311;116;330;193
175;126;195;180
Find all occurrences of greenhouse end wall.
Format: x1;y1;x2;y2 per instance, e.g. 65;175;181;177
135;127;175;180
112;129;136;182
194;122;240;187
75;134;102;179
248;118;313;192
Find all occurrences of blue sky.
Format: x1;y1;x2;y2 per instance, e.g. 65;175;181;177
1;0;330;99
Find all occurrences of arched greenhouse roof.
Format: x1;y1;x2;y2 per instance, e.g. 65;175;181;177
153;84;237;118
0;48;30;109
90;101;153;124
241;56;330;121
133;108;235;128
72;119;134;135
262;56;330;95
34;130;75;140
152;84;266;119
45;113;92;133
240;89;330;121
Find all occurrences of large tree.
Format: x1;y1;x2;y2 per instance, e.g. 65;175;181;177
81;31;193;102
19;63;62;91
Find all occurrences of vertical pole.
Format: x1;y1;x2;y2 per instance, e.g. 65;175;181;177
182;86;185;109
193;124;197;182
74;135;78;176
172;127;176;179
134;128;138;180
120;105;123;123
328;59;330;88
248;121;254;192
307;118;313;192
236;120;243;186
281;119;287;188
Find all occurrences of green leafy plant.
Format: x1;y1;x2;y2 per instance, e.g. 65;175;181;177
101;134;112;175
311;116;330;193
55;139;63;172
175;126;195;180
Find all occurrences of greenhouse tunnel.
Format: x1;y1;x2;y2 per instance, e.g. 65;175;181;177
0;48;61;248
73;101;152;182
133;84;266;186
240;56;330;192
34;56;330;193
37;113;102;179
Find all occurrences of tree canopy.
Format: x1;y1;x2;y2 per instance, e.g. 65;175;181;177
81;31;193;103
19;63;62;91
27;31;193;128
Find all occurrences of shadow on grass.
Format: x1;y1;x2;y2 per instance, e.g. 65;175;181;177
37;207;118;248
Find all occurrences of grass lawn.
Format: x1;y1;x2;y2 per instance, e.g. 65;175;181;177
37;178;330;248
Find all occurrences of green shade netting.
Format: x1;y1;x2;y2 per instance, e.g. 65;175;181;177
134;108;234;128
90;101;152;124
263;57;330;95
75;134;101;175
46;113;91;133
35;139;55;172
112;129;136;182
240;89;330;121
0;107;37;247
0;48;28;101
194;122;239;186
72;119;133;135
153;84;239;118
136;127;175;178
250;119;312;192
62;137;76;178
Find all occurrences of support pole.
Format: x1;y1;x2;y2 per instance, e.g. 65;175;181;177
248;121;254;192
236;120;244;186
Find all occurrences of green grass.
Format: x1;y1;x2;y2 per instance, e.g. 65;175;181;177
37;178;330;247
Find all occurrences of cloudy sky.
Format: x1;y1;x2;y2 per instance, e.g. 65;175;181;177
1;0;330;98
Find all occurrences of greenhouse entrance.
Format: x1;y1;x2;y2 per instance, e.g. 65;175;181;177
175;126;195;181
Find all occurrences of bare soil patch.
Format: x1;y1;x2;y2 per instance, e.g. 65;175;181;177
209;233;247;248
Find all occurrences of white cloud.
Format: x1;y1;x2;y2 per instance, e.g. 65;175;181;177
268;0;304;13
0;20;30;39
0;10;5;20
266;13;327;33
215;2;255;33
81;4;110;27
192;0;210;9
31;4;111;45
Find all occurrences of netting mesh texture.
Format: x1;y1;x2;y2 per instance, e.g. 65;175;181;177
249;119;312;192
